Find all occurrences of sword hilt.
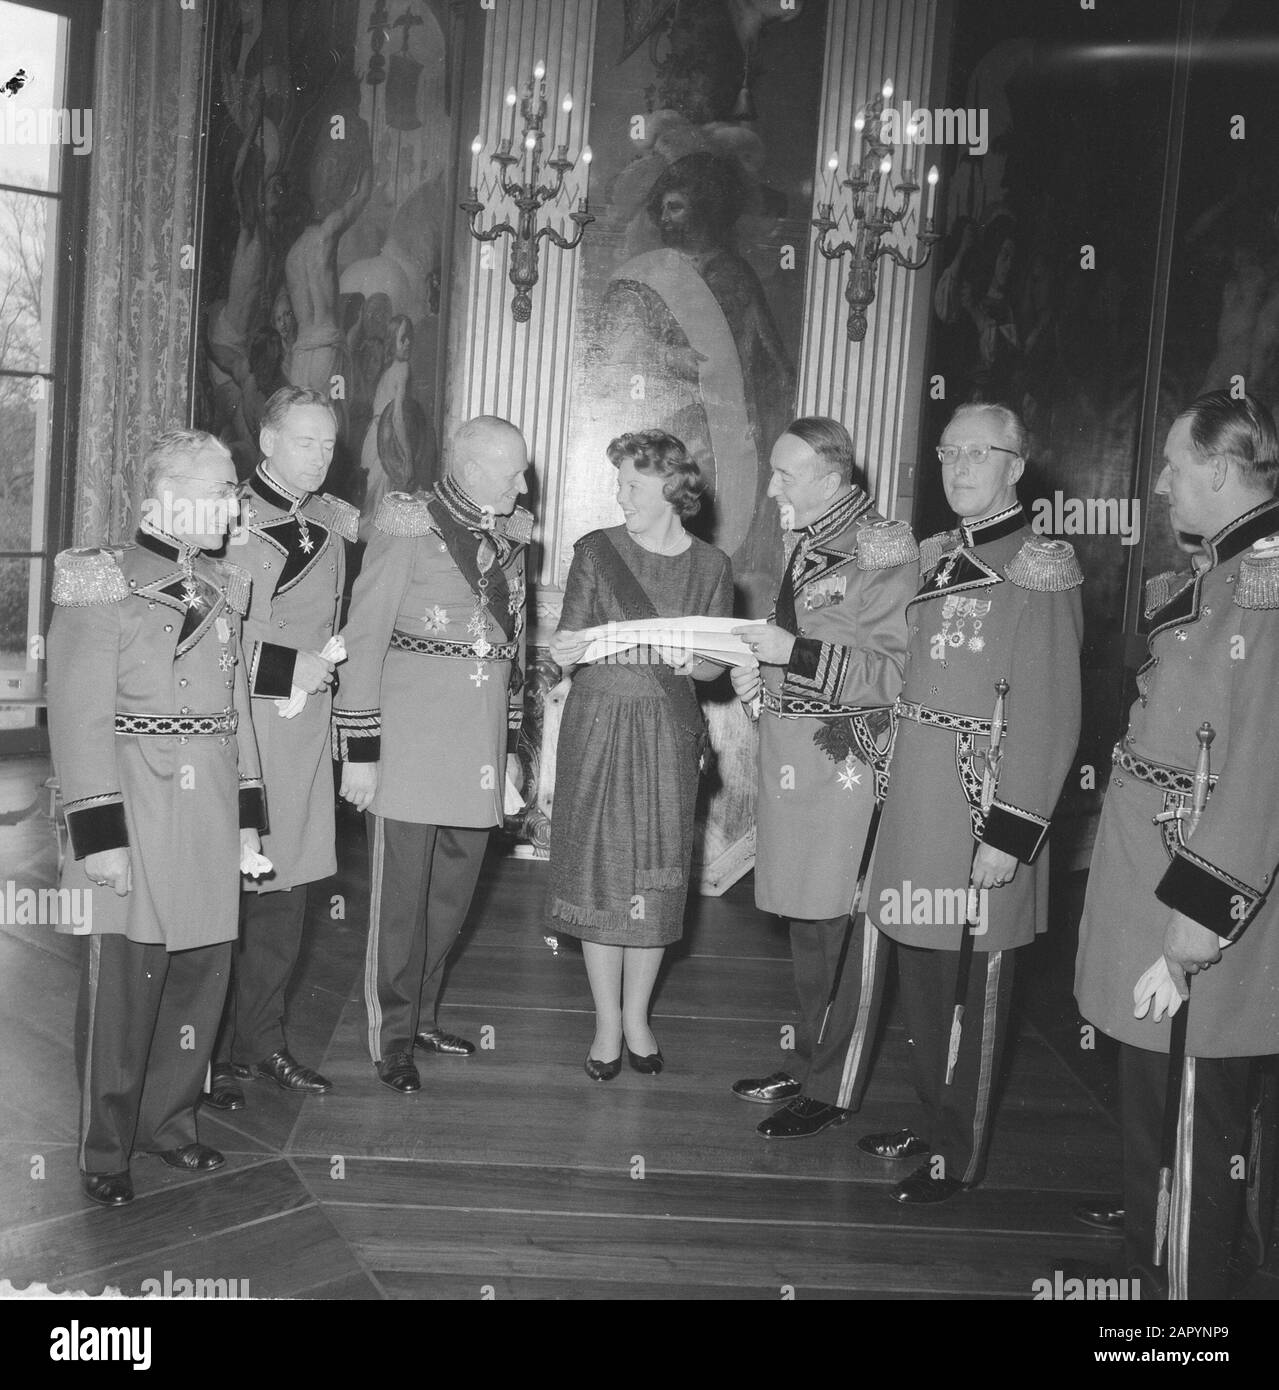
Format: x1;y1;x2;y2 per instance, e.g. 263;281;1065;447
1189;720;1215;835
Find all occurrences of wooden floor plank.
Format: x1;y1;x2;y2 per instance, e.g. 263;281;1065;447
330;1205;1115;1297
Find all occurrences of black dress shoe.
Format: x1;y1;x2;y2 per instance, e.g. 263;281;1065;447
584;1054;622;1081
415;1028;475;1056
376;1051;421;1093
890;1160;966;1204
627;1046;663;1074
756;1096;849;1139
83;1171;133;1206
1074;1201;1125;1232
732;1070;802;1104
857;1128;931;1160
252;1048;332;1093
203;1063;245;1111
150;1143;225;1172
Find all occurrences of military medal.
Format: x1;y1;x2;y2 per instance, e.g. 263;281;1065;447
423;604;449;633
295;510;314;554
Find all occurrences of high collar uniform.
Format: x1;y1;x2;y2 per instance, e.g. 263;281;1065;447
870;504;1084;953
47;531;266;949
236;465;355;890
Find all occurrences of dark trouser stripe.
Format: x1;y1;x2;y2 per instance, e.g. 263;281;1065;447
1169;1056;1196;1301
78;935;101;1171
835;922;883;1110
364;815;385;1063
963;949;1003;1187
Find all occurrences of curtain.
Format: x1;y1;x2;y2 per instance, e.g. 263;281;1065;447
73;0;208;545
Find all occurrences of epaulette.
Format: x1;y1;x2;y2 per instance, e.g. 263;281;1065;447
1235;536;1279;609
51;547;129;607
219;562;251;615
501;505;534;546
856;518;919;570
316;492;359;544
919;528;961;575
1144;568;1193;618
1005;536;1083;591
374;491;434;537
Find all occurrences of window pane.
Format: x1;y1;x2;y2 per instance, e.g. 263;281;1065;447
0;2;72;193
0;556;43;729
0;187;58;373
0;373;52;553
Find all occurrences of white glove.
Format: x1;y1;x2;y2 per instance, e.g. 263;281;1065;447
276;635;347;718
240;845;274;878
1133;956;1184;1022
1133;931;1235;1022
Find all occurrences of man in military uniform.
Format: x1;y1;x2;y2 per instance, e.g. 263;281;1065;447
1077;389;1279;1297
860;402;1083;1202
335;416;530;1093
729;417;918;1138
47;430;267;1206
205;388;358;1111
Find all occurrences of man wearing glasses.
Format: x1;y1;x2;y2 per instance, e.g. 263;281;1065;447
47;430;267;1205
858;403;1083;1202
204;387;358;1111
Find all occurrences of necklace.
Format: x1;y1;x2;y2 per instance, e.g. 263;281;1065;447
631;528;690;556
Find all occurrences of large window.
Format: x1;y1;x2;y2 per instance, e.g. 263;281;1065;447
0;0;95;742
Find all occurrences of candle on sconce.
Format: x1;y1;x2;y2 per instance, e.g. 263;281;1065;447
926;164;939;222
901;117;919;182
534;59;546;83
852;110;865;167
525;130;537;185
470;133;483;191
561;93;573;150
878;153;892;210
580;144;592;206
825;151;839;203
882;77;894;102
504;86;517;146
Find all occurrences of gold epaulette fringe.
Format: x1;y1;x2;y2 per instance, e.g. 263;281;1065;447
1144;569;1193;618
919;528;962;575
1005;536;1084;591
856;518;919;570
502;505;534;545
317;493;360;543
220;563;251;615
374;491;434;537
1235;537;1279;609
51;548;129;607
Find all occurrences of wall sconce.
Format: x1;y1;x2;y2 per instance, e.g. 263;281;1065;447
460;62;594;323
812;78;941;341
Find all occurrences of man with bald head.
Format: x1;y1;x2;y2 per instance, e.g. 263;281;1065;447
335;416;531;1092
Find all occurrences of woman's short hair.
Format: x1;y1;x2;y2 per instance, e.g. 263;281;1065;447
607;429;706;518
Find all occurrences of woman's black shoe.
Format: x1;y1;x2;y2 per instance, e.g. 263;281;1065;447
584;1053;622;1081
627;1046;664;1074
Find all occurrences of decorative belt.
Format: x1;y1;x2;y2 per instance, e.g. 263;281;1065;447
390;630;516;661
114;709;238;737
894;697;997;736
1112;743;1218;795
760;687;886;720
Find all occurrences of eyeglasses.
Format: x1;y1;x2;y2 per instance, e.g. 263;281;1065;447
163;476;240;500
935;444;1020;466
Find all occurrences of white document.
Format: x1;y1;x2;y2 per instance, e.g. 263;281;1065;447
577;616;765;666
275;634;347;718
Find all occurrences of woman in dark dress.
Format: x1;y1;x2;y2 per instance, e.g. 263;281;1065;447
549;431;734;1079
